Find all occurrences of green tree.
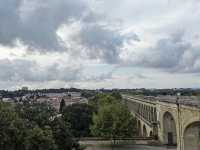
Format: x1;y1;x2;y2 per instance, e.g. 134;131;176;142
59;99;66;113
15;102;56;128
62;103;94;137
0;102;29;150
91;103;136;143
0;101;82;150
110;92;122;100
89;93;121;112
25;126;57;150
51;118;76;150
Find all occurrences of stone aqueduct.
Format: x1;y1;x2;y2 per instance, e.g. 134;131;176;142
123;95;200;150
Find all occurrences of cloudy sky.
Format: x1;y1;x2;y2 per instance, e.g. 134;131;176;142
0;0;200;90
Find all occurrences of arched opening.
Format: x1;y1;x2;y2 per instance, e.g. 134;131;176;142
150;107;153;122
143;125;147;137
153;108;157;122
163;112;177;145
184;122;200;150
149;131;153;137
138;120;142;136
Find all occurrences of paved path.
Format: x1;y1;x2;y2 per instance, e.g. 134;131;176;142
85;145;177;150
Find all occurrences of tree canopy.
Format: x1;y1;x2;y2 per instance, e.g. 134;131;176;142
62;103;94;137
0;101;82;150
90;93;137;141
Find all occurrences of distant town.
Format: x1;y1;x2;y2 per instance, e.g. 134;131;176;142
0;87;89;111
1;87;200;111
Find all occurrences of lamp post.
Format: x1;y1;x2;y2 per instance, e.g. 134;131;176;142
176;92;182;150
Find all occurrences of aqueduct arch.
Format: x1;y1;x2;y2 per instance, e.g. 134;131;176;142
123;95;200;150
149;131;153;137
184;121;200;150
143;125;147;137
163;112;177;145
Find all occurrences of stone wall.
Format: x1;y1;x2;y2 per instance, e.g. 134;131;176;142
123;95;200;150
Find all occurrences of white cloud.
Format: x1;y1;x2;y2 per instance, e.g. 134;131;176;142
1;0;200;89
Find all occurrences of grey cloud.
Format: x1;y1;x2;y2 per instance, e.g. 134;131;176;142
0;59;82;82
0;0;21;45
0;59;35;81
81;68;115;82
45;63;82;82
0;0;87;52
144;33;190;69
177;48;200;73
134;73;148;79
0;0;140;62
71;23;139;63
131;32;200;73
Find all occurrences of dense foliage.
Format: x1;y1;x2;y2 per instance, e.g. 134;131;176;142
0;92;138;149
88;92;122;112
90;93;137;141
0;101;82;150
62;103;94;137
